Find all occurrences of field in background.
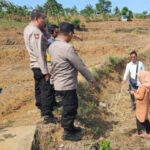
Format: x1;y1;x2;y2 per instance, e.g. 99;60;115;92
1;19;150;149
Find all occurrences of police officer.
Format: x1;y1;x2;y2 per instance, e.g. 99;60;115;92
24;9;59;124
48;22;96;141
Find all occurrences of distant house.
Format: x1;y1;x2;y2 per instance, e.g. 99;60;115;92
121;15;128;21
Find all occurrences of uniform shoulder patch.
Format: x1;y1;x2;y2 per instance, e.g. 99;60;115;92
34;34;40;39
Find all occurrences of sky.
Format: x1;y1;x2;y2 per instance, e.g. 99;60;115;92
9;0;150;13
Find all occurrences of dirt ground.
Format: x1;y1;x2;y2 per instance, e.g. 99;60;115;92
1;19;150;150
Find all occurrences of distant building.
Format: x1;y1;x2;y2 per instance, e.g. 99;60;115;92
121;15;128;21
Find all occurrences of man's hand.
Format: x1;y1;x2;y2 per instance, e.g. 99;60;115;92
45;74;50;82
122;80;126;84
130;90;135;95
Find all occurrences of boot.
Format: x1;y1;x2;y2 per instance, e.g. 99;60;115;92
62;130;81;141
72;126;82;134
43;115;60;124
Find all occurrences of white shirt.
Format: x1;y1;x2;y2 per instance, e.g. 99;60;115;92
123;61;145;86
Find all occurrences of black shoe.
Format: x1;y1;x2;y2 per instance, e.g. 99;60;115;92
72;126;82;134
62;131;81;141
43;115;60;124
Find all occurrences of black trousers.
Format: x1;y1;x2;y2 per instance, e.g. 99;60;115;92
56;90;78;132
129;85;138;109
32;68;55;116
136;118;150;135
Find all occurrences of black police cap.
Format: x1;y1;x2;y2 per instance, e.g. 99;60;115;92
59;22;74;34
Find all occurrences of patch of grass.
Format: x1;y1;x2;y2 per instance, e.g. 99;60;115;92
109;56;119;67
102;67;110;75
92;67;101;82
85;102;95;115
99;139;111;150
77;82;89;99
114;27;148;34
5;120;14;127
92;127;102;136
0;19;28;28
114;28;135;33
47;138;52;147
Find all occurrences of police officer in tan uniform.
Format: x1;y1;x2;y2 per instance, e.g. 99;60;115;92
24;10;59;124
48;22;96;141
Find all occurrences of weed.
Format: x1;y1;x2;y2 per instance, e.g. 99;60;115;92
85;102;95;115
99;139;111;150
0;20;28;27
77;82;89;99
92;68;100;82
63;16;71;22
5;120;14;127
47;138;52;147
114;28;134;33
110;37;116;42
71;18;81;30
109;56;119;67
92;126;102;136
102;67;110;75
81;23;86;28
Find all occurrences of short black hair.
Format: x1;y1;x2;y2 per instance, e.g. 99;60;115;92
48;25;59;34
31;9;44;20
59;22;74;35
130;50;137;56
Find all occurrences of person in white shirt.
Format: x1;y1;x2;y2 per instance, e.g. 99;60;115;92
122;51;145;111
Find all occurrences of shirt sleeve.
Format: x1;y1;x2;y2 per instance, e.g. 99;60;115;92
67;46;95;82
141;62;145;71
32;32;48;75
123;64;130;81
134;85;146;100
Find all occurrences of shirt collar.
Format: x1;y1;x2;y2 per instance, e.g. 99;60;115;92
131;61;138;65
55;38;67;43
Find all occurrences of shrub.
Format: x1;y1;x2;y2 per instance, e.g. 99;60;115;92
71;18;81;30
99;139;111;150
81;23;85;28
63;16;71;22
109;56;119;67
92;68;100;82
102;67;110;75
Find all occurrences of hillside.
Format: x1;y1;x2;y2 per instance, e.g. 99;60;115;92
0;19;150;150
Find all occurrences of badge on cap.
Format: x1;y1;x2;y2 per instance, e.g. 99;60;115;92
34;34;40;39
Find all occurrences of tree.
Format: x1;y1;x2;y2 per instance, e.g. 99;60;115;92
121;7;133;21
43;0;63;17
114;6;120;16
142;11;148;16
121;6;128;15
36;5;44;12
64;8;71;16
96;0;112;15
70;6;78;16
80;4;95;17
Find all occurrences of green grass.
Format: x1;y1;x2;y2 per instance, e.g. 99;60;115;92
92;67;101;82
5;120;14;127
102;66;110;75
0;19;28;28
99;139;111;150
109;56;119;67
